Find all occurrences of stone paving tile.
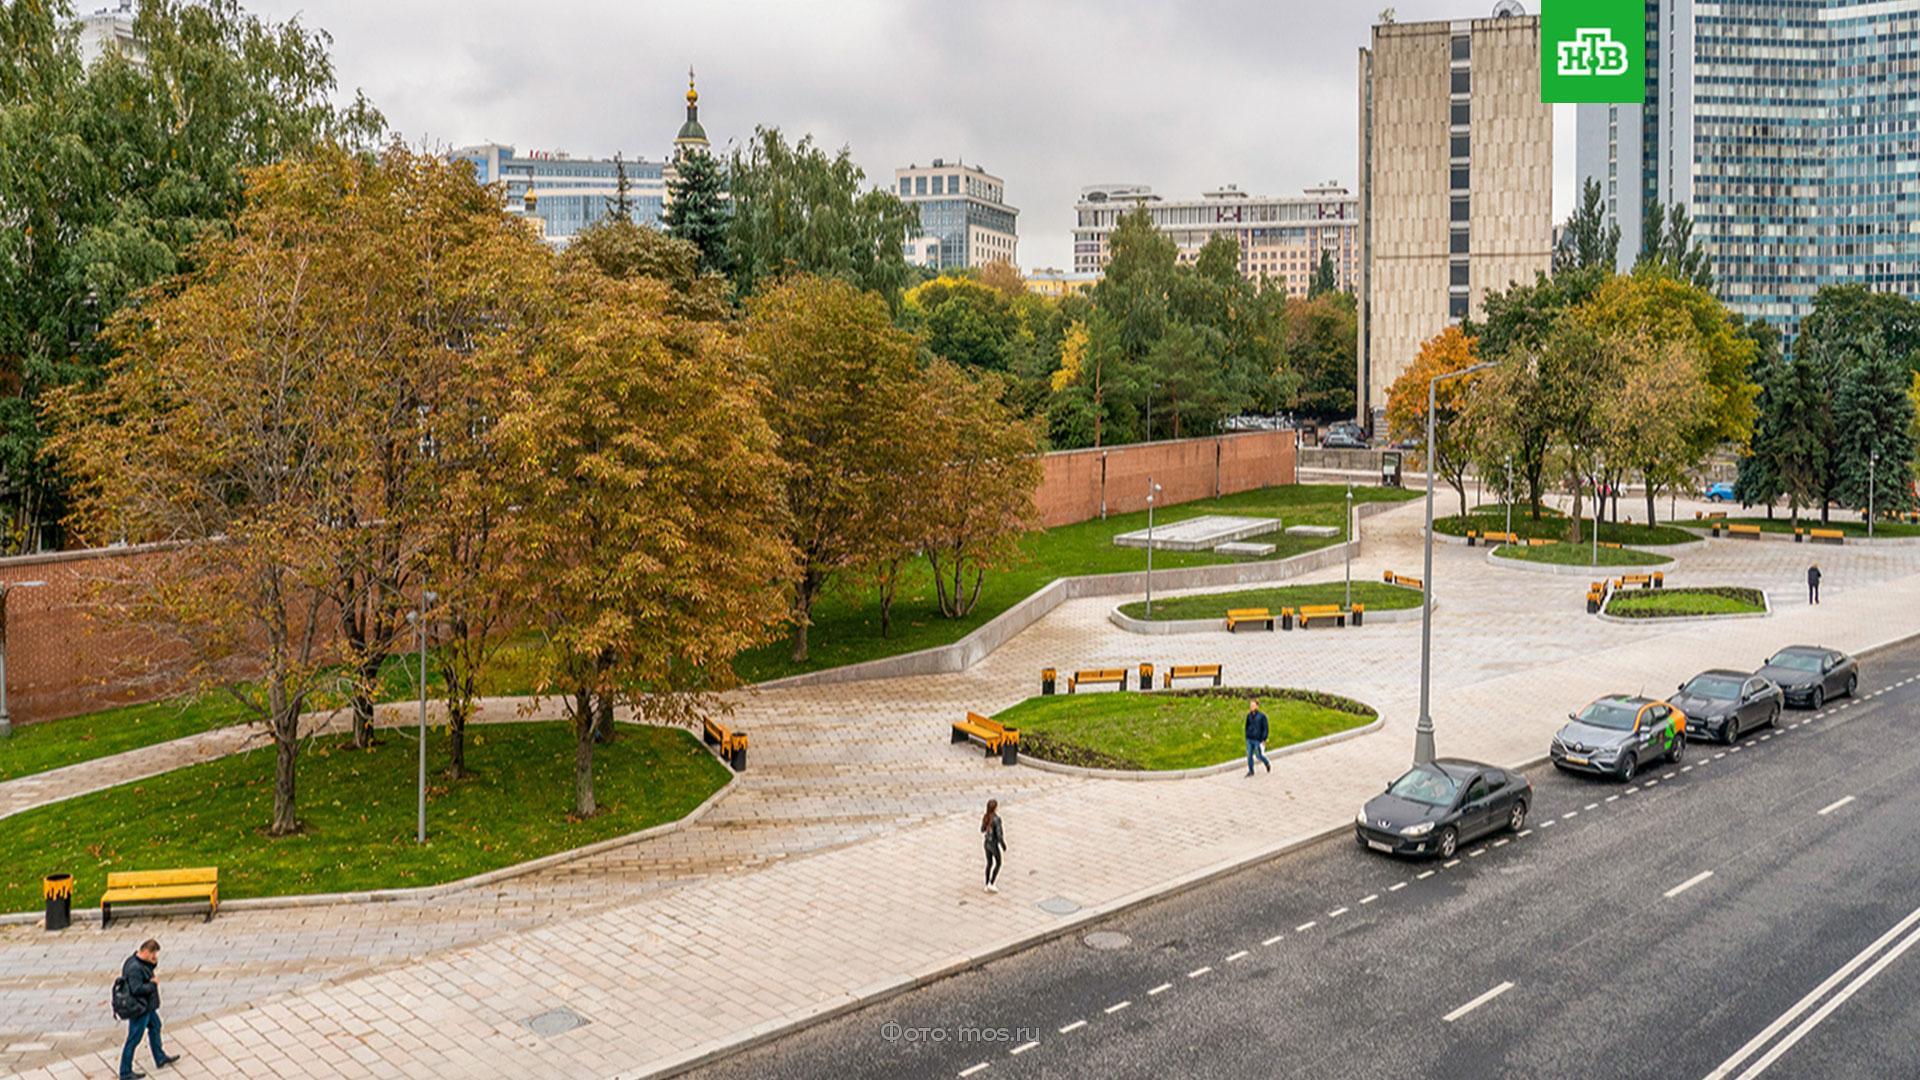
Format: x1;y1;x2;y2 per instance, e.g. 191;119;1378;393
4;496;1918;1077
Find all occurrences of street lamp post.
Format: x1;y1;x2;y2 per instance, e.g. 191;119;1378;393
407;588;438;844
1144;478;1162;619
1345;483;1354;610
1869;450;1878;540
1505;458;1514;538
1416;361;1495;765
1592;468;1602;566
0;580;47;738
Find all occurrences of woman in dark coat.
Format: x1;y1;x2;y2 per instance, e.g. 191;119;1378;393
982;799;1006;893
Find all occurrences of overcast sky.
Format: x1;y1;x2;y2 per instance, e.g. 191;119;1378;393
249;0;1574;271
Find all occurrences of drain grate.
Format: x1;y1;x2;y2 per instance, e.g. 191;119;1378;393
523;1007;590;1038
1037;895;1082;916
1083;931;1131;951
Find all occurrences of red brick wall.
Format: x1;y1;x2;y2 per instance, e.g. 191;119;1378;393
1033;431;1298;528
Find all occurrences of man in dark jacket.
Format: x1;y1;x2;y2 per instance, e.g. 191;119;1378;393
118;939;179;1079
1808;563;1821;605
1245;699;1271;776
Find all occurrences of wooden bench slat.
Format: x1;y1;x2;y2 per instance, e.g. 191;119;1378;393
106;869;217;888
101;885;218;904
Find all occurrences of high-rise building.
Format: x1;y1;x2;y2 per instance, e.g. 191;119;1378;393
894;160;1018;270
451;144;666;244
76;1;142;67
1357;9;1553;428
1576;0;1920;337
1071;183;1359;295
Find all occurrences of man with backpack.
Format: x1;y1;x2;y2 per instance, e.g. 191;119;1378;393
114;939;180;1079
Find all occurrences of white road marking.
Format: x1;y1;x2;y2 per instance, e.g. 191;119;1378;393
1492;839;1509;848
1188;966;1213;978
1730;747;1742;754
1059;1020;1087;1034
1361;894;1379;904
1443;981;1515;1023
1295;921;1317;932
1606;795;1620;803
1540;819;1556;828
1665;871;1714;899
1761;735;1773;742
1682;766;1694;773
1517;829;1532;837
1104;1000;1130;1014
1627;786;1641;793
1390;882;1408;891
960;1064;990;1077
1149;983;1172;996
1663;772;1677;779
1704;905;1920;1080
1226;950;1249;963
1585;803;1599;810
1444;859;1462;868
1646;779;1660;787
1417;871;1435;879
1468;849;1485;858
1328;907;1349;918
1011;1041;1039;1056
1817;795;1856;816
1714;753;1726;759
1562;811;1578;819
1262;934;1285;946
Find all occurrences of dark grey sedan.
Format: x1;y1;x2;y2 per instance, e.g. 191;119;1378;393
1355;758;1531;860
1673;669;1783;744
1758;646;1859;710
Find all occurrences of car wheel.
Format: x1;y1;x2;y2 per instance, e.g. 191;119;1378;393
1437;827;1458;860
1812;687;1826;710
1508;801;1528;833
1722;716;1740;745
1846;674;1858;699
1769;705;1780;729
1617;753;1638;783
1667;736;1685;765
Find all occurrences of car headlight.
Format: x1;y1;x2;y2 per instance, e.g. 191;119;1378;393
1356;809;1369;826
1401;821;1436;837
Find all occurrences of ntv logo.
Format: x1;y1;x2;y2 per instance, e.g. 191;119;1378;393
1556;28;1630;76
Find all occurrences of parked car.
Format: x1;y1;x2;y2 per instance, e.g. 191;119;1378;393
1757;646;1858;710
1672;669;1782;744
1704;481;1736;502
1322;430;1370;450
1355;758;1531;859
1550;695;1687;781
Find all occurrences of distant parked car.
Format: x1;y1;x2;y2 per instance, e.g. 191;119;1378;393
1672;669;1782;744
1322;431;1370;450
1704;481;1736;502
1757;646;1858;710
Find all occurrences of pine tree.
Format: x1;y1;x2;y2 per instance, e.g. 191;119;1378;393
606;151;634;223
1553;178;1620;276
1308;250;1338;298
1832;332;1918;515
1634;199;1713;290
665;146;731;276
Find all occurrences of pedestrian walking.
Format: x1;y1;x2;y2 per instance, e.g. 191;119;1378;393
1245;699;1271;776
1808;563;1822;605
981;799;1006;894
113;938;179;1079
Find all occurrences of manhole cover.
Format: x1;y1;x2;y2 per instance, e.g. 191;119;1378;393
1084;931;1131;950
1037;896;1082;916
523;1007;590;1038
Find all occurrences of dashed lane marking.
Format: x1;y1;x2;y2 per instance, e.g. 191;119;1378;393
1361;894;1379;904
1148;983;1172;996
1226;950;1249;963
1585;803;1599;810
1390;882;1408;891
1540;820;1556;828
1818;796;1856;816
1562;812;1578;819
1188;966;1213;978
1418;870;1436;879
1606;796;1620;803
1328;907;1349;918
1468;849;1485;858
1682;766;1694;773
1493;839;1510;848
1295;921;1317;932
1443;981;1515;1023
1011;1041;1039;1056
1665;870;1714;899
1517;829;1532;838
1104;1001;1130;1015
1059;1021;1087;1034
1444;859;1462;868
1262;934;1285;946
960;1064;989;1077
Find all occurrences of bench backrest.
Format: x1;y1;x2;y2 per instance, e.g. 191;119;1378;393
1299;604;1342;616
1812;528;1843;538
1225;608;1270;620
1075;668;1126;681
107;868;218;889
966;711;1007;735
1728;523;1760;534
1171;664;1220;677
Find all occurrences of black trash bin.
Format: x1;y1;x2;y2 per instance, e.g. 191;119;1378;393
1000;738;1019;766
43;874;72;932
1041;667;1057;695
729;744;747;771
1138;663;1154;690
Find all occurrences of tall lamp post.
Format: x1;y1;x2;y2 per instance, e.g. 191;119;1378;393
1591;463;1602;567
406;588;438;844
1416;361;1495;764
1345;482;1354;610
1505;458;1514;538
1144;478;1163;619
1869;450;1879;540
0;580;47;738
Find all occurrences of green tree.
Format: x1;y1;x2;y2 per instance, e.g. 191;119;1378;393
1308;250;1338;298
563;216;729;321
904;275;1020;372
1799;284;1920;375
1732;319;1787;515
1634;199;1713;290
1554;177;1620;275
1284;290;1357;419
1759;356;1833;525
664;146;730;276
725;128;919;304
606;151;634;223
0;0;381;553
1831;332;1918;516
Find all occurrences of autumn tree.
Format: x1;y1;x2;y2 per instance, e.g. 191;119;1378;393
563;216;729;321
1386;326;1484;516
499;271;788;817
912;362;1043;618
743;275;920;662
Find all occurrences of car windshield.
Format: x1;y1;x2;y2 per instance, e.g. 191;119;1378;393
1577;701;1640;731
1768;652;1824;673
1683;675;1744;699
1387;767;1460;807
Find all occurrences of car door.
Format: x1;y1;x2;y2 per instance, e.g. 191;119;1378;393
1457;774;1495;839
1639;704;1672;758
1741;678;1771;726
1821;653;1843;696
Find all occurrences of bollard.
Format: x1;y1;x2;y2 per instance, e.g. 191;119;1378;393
1041;667;1057;695
43;874;72;932
1138;663;1153;689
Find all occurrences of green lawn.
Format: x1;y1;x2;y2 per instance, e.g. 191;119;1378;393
1437;507;1695;546
1115;580;1420;622
1700;516;1920;539
1607;587;1766;618
1492;542;1673;568
733;484;1419;683
0;722;728;914
0;693;253;784
994;687;1375;771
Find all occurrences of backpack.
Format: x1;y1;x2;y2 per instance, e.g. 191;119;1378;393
111;976;139;1020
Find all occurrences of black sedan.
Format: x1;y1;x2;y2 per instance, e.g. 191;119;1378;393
1355;758;1531;860
1758;645;1859;710
1673;669;1783;744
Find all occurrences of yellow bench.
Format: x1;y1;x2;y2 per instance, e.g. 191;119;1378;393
1068;668;1129;692
1525;536;1557;546
703;717;748;770
1382;571;1423;591
1612;572;1664;590
1726;523;1762;538
102;868;218;928
951;711;1020;762
1479;530;1520;545
1695;510;1727;521
1808;527;1845;544
1586;581;1607;614
1163;664;1223;688
1297;604;1348;628
1225;608;1276;632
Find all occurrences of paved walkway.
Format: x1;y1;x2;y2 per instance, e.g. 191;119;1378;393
4;499;1918;1078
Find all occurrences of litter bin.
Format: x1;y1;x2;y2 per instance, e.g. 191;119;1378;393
1281;608;1296;631
1301;422;1319;448
1041;667;1057;695
1001;737;1020;766
1138;663;1154;689
1381;451;1403;489
1351;603;1365;628
729;744;747;771
43;874;72;932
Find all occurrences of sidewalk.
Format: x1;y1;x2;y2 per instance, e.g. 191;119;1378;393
5;501;1917;1078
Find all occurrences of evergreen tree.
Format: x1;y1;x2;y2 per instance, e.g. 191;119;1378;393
1733;319;1786;514
1832;332;1918;515
1634;199;1713;290
1553;178;1620;276
665;146;730;276
1308;250;1338;298
725;128;915;302
1764;356;1835;525
606;151;634;223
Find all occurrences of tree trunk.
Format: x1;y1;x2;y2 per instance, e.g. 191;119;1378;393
447;700;468;780
593;691;615;745
270;713;300;836
1645;480;1657;530
573;689;596;818
789;569;819;662
877;560;898;638
1568;477;1584;545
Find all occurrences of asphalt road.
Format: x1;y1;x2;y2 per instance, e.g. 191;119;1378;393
687;634;1920;1080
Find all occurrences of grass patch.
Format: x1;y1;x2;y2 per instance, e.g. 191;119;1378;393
0;722;728;914
1607;586;1765;618
733;484;1419;683
1437;508;1695;546
0;693;253;784
1698;516;1920;539
994;687;1374;771
1115;581;1419;622
1492;542;1672;568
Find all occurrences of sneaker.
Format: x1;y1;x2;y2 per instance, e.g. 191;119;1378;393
986;883;998;893
122;1073;146;1080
